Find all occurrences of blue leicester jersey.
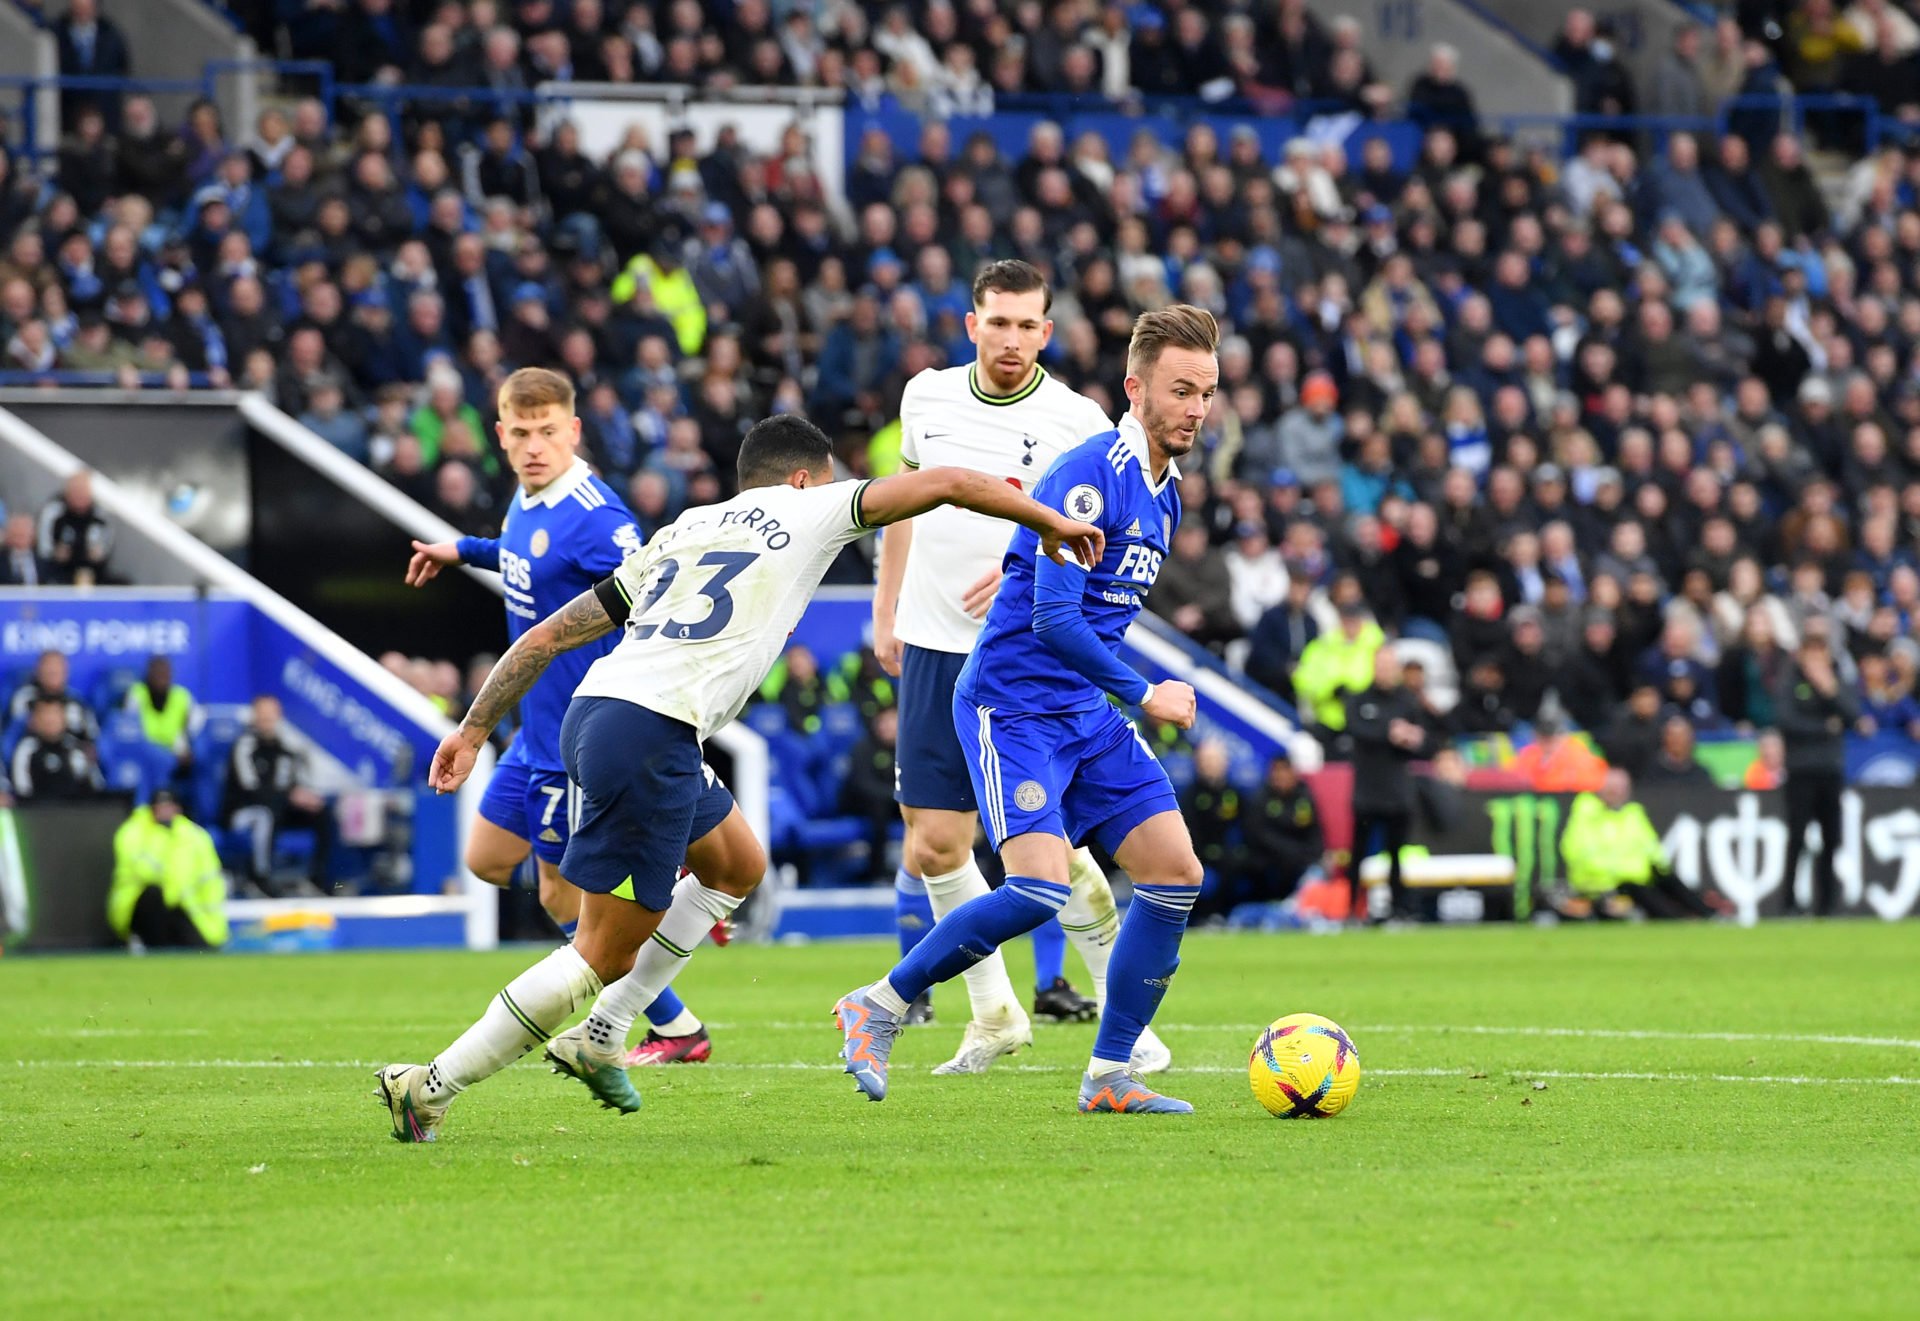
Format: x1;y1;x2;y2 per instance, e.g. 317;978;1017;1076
457;458;642;771
957;413;1180;715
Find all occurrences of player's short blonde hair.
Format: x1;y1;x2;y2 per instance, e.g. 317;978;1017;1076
1126;304;1221;379
498;366;575;417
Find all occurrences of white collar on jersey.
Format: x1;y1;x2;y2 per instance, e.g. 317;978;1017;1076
1118;412;1180;495
520;457;593;509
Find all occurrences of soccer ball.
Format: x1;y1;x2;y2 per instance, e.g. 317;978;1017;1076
1249;1013;1361;1118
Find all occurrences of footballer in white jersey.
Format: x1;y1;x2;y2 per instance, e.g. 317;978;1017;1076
374;414;1100;1139
870;260;1173;1077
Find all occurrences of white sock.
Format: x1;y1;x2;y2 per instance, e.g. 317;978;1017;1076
870;979;911;1015
650;1009;701;1037
1088;1055;1129;1079
923;857;1022;1022
583;878;743;1044
426;945;602;1100
1061;847;1119;1009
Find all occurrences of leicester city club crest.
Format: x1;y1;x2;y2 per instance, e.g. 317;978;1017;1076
530;528;550;557
1014;780;1048;811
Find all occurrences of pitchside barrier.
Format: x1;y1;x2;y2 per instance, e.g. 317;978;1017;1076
1366;786;1920;925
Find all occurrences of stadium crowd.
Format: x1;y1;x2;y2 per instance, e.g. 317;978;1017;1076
7;0;1920;791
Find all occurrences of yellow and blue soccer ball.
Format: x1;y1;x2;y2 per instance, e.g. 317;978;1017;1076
1249;1013;1361;1118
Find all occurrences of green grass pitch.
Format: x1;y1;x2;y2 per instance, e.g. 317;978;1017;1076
6;922;1920;1319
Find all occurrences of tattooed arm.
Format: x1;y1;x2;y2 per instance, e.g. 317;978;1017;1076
427;590;616;793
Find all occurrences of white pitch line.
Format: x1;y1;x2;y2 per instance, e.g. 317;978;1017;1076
695;1022;1920;1051
1358;1024;1920;1051
12;1059;1920;1087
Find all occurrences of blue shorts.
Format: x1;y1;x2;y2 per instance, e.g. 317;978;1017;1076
477;739;575;865
894;643;977;812
952;696;1179;853
558;696;736;909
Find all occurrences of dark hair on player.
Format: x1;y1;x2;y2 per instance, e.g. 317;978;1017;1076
737;414;834;488
971;259;1052;314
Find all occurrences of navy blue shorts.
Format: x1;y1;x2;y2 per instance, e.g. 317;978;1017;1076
477;739;574;866
894;643;977;812
558;696;735;909
952;695;1179;853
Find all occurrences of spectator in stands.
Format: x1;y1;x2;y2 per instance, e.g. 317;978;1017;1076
1406;44;1480;156
1642;714;1713;787
1744;728;1788;789
0;511;51;586
37;469;113;585
1232;750;1324;916
1151;518;1240;652
297;375;370;462
1650;21;1710;119
8;649;96;743
1182;739;1246;909
1273;371;1343;488
124;656;200;788
768;643;828;736
224;694;331;897
1559;769;1717;919
1346;647;1437;922
840;704;899;883
1245;567;1318;697
106;788;227;950
10;694;103;801
1294;600;1382;741
1509;704;1609;793
1857;651;1920;738
1557;11;1636;115
1774;622;1858;916
53;0;131;132
1717;605;1791;729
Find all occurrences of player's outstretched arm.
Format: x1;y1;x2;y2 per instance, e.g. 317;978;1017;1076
427;590;616;792
858;467;1104;567
871;515;912;676
404;540;464;587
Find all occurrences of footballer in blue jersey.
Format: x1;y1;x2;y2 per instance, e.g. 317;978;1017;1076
837;306;1220;1114
404;368;727;1066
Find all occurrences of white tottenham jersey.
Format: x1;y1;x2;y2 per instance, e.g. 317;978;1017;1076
895;363;1112;654
573;479;874;740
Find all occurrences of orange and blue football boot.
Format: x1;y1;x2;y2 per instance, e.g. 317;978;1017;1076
1077;1069;1193;1114
834;985;903;1101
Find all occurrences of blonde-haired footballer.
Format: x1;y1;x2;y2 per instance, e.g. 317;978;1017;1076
403;368;721;1066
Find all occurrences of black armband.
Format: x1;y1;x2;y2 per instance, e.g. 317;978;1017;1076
594;574;632;628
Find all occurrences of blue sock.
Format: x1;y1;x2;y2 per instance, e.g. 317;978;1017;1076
894;868;935;958
559;919;578;940
887;876;1068;1003
1030;916;1066;991
642;986;687;1028
1092;884;1198;1064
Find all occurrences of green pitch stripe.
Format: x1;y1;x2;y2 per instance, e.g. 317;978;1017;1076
650;930;695;958
497;991;550;1042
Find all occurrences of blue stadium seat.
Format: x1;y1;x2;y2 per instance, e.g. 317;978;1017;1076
90;668;140;717
742;703;787;739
